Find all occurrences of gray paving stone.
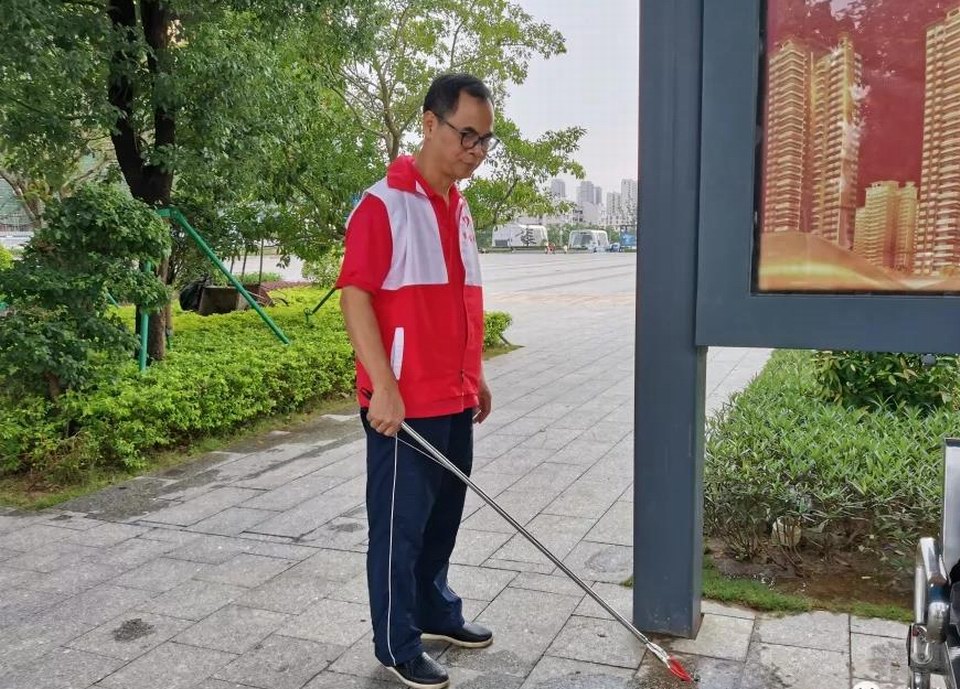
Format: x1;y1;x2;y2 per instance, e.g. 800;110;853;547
480;447;557;477
482;557;552;575
0;585;68;625
851;633;908;684
232;454;338;490
546;615;645;669
635;652;743;689
285;548;366;582
0;645;124;689
850;616;907;639
543;480;624;520
492;513;595;566
0;523;75;550
110;556;210;592
473;433;525;459
42;583;155;627
669;613;754;662
520;655;637;689
196;553;296;588
302;516;369;549
462;489;555;534
702;599;756;620
508;572;587;598
189;507;278;536
740;642;849;689
326;571;368;605
250;493;363;539
508;463;585;495
137;578;247;620
443;563;518;601
96;641;237;689
143;487;263;526
164;534;255;564
241;473;348;511
443;587;582;676
755;611;849;652
584;502;632;546
546;438;619;467
238;570;341;615
67;611;193;661
65;523;148;547
98;537;183;569
450;528;513;566
4;541;102;573
516;428;583;451
303;672;394;689
174;604;288;653
572;582;632;620
561;541;632;584
314;453;366;480
214;634;342;689
0;614;95;674
25;559;120;596
0;564;35;587
277;598;371;646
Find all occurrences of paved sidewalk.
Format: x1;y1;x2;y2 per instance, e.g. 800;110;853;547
0;255;912;688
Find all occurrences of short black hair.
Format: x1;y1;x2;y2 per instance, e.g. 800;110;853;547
423;73;493;119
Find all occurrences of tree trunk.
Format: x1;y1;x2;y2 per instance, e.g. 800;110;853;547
108;0;175;363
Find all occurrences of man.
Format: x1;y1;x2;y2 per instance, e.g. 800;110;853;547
337;73;498;689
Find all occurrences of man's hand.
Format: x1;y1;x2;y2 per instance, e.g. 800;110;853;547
475;377;492;424
368;383;405;437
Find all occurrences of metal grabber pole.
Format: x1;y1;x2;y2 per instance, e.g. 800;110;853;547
361;391;693;683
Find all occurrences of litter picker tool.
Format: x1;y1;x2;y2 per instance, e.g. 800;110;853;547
361;390;694;683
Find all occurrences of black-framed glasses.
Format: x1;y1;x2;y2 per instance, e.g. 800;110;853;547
434;113;500;152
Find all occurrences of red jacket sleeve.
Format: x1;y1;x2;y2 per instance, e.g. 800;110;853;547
335;194;392;295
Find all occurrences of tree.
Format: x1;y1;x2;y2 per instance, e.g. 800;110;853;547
0;1;374;361
331;0;585;225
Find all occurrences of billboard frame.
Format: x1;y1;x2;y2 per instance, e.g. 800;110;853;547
695;0;960;354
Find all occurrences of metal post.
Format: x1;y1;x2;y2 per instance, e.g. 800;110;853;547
634;0;707;637
158;207;290;345
138;261;151;372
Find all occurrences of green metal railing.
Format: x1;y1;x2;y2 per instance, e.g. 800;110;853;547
156;207;290;347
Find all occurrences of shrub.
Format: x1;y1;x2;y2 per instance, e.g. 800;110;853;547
484;311;513;349
302;248;344;286
0;245;12;271
2;286;516;484
211;270;283;286
0;184;169;400
706;350;949;565
813;350;959;411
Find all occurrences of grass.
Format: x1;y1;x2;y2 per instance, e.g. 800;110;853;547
624;559;912;623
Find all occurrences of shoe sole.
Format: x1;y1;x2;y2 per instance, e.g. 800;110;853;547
385;666;450;689
420;633;494;649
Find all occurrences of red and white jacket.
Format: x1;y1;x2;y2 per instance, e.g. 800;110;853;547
336;155;484;419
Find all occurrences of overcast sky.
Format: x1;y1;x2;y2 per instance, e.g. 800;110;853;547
504;0;640;198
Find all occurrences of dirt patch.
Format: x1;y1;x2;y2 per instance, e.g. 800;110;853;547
112;618;155;642
708;538;912;609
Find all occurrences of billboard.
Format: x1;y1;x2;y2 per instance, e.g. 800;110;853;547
757;0;960;294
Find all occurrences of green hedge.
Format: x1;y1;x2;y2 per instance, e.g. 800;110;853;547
1;287;514;483
706;349;953;565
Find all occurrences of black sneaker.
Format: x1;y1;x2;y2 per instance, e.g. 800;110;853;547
386;652;450;689
421;621;493;648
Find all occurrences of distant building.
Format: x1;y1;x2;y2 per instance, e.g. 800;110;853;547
550;178;566;200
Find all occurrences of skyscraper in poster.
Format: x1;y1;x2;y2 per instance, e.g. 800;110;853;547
853;181;917;269
917;7;960;275
762;35;862;248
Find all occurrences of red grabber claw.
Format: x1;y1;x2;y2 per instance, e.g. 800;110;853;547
667;656;694;682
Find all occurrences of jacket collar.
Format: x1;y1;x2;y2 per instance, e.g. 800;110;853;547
386;155;461;206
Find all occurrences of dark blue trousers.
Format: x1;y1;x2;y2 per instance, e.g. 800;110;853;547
361;408;474;667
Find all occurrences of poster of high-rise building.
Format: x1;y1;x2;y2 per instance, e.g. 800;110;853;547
757;0;960;293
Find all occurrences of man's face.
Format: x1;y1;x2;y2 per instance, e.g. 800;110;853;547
425;93;496;181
